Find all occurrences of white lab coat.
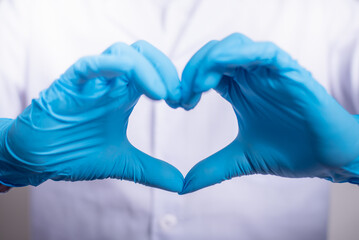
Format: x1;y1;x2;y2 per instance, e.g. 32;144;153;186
0;0;358;239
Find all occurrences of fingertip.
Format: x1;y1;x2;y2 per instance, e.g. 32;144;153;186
164;85;181;108
181;160;210;194
178;188;188;195
179;176;195;195
147;164;184;193
180;93;201;111
131;40;181;103
170;84;182;101
181;103;196;111
154;89;168;101
160;166;184;193
131;39;151;51
180;40;219;111
127;145;184;192
166;100;180;109
165;84;182;108
179;166;207;194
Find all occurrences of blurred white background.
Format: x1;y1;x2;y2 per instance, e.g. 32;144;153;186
1;183;359;240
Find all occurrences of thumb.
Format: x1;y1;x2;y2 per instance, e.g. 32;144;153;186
113;144;184;193
180;140;253;194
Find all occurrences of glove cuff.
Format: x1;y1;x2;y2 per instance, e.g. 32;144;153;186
0;183;11;193
335;115;359;184
341;155;359;184
326;155;359;184
0;119;18;187
0;118;57;187
345;115;359;184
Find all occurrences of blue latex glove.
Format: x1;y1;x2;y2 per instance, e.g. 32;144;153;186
180;33;359;194
0;40;184;192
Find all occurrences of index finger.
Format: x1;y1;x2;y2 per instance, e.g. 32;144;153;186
131;40;181;108
180;40;218;110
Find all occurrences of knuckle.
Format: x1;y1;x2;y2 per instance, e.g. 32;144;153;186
207;47;223;66
132;39;149;47
263;41;278;49
207;40;219;46
112;41;128;49
72;56;102;80
207;44;221;59
227;32;251;44
73;56;91;74
262;41;279;54
229;32;246;40
259;41;282;62
131;40;151;53
76;56;91;65
105;42;129;55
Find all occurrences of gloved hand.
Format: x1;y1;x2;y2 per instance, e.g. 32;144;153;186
0;40;184;192
180;33;359;194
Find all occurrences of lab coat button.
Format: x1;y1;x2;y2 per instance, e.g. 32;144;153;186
160;214;178;230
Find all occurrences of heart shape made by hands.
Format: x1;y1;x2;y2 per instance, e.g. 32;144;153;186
2;33;359;192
